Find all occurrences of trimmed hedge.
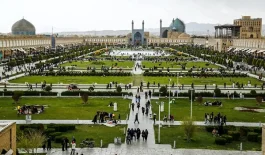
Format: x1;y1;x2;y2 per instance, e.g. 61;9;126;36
239;127;251;136
228;131;240;141
61;91;129;96
47;124;75;132
55;136;66;143
205;126;218;133
29;71;131;76
215;137;227;145
257;135;262;143
143;72;248;78
20;124;44;131
0;91;57;96
49;132;62;141
253;127;262;134
247;132;259;142
222;135;233;143
44;128;56;135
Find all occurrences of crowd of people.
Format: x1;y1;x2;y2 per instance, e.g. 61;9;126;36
17;105;44;115
126;128;149;144
204;112;227;125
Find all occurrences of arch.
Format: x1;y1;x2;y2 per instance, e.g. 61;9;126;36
162;30;168;38
134;32;142;46
250;34;254;38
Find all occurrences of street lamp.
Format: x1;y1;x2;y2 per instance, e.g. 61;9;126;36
190;88;194;119
168;78;171;127
156;101;163;143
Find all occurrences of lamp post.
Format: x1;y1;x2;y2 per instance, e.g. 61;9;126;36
168;78;171;127
156;101;161;143
190;88;194;119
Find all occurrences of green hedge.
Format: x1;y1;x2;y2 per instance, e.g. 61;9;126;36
47;124;75;132
61;91;129;96
247;132;259;142
239;127;251;136
215;137;227;145
257;135;262;143
19;124;44;131
253;127;262;134
44;128;56;135
143;72;248;77
49;132;62;141
55;136;66;143
228;131;240;141
222;135;233;143
205;126;218;133
29;71;131;76
0;91;57;96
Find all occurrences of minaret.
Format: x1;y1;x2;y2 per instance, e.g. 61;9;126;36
132;20;134;30
142;20;144;30
160;19;162;38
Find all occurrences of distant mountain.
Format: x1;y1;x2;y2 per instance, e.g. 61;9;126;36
47;22;265;37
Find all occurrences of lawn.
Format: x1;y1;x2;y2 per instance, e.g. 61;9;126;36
10;76;133;84
154;126;261;150
0;98;130;120
60;61;134;68
17;125;126;148
143;76;262;85
142;61;219;69
152;98;265;122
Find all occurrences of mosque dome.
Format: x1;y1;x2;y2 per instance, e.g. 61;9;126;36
12;18;36;35
169;18;185;33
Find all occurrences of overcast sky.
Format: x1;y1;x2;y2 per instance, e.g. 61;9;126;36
1;0;264;33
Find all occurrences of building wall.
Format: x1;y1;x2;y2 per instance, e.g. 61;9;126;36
0;122;16;153
232;39;265;49
262;125;265;155
234;16;262;39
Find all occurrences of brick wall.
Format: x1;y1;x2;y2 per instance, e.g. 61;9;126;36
0;122;16;154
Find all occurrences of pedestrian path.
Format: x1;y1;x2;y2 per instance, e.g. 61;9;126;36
19;147;261;155
132;60;143;75
0;120;128;125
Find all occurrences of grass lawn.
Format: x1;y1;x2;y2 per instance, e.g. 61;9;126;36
143;76;262;85
60;61;134;68
10;76;133;84
142;61;219;69
0;98;130;120
154;126;261;150
152;98;265;122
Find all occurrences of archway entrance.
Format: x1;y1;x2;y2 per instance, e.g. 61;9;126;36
162;30;168;38
134;32;142;46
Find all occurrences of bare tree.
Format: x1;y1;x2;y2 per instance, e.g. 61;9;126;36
181;117;196;142
256;96;263;106
12;91;23;104
81;93;89;104
17;130;46;155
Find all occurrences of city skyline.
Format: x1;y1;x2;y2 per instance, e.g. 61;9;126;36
1;0;265;33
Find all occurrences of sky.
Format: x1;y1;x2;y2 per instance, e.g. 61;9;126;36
0;0;264;33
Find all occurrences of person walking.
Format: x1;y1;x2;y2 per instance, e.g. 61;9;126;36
141;107;145;115
134;113;139;124
70;141;76;155
137;102;140;111
131;102;135;111
65;137;69;151
47;137;52;150
61;138;66;151
142;130;145;141
145;129;149;141
118;114;121;123
153;113;157;124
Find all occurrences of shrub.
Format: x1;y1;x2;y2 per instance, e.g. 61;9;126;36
247;132;258;142
188;89;195;101
49;132;62;141
215;137;227;145
44;128;56;135
250;90;257;95
45;86;52;92
222;135;233;143
239;127;251;136
205;126;218;133
116;86;122;93
223;125;236;134
214;88;221;97
228;131;240;141
159;86;167;96
55;136;66;143
47;125;76;132
253;127;262;134
257;135;262;143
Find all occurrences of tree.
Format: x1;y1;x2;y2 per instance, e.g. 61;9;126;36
159;86;167;96
256;96;263;106
181;117;196;142
81;93;89;104
17;130;45;155
116;86;122;93
214;88;221;97
12;91;23;104
188;89;195;101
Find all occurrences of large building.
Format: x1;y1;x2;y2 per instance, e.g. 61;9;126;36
160;18;190;39
234;16;262;39
11;18;36;35
130;20;147;46
0;122;16;155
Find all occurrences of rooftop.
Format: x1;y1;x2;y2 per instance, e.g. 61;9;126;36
0;122;14;132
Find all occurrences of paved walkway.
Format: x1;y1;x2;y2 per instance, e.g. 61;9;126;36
20;147;262;155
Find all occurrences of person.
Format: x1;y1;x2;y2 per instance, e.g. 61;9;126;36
141;107;145;115
65;137;69;151
223;115;227;125
70;141;76;155
72;136;76;143
47;137;52;150
136;128;141;140
145;129;149;140
134;113;139;124
61;138;66;151
163;115;168;122
42;141;46;150
118;114;121;123
92;114;97;124
131;102;135;111
142;130;145;141
137;102;140;111
153;113;157;124
212;128;218;137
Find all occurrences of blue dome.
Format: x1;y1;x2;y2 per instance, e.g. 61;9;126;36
169;18;185;33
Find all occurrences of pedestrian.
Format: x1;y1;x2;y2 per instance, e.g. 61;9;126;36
61;138;65;151
131;102;135;111
137;102;140;111
145;129;149;141
70;141;76;155
136;128;141;140
118;114;121;123
223;115;227;125
141;107;145;115
153;113;157;124
142;130;145;141
134;113;139;124
47;137;52;150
